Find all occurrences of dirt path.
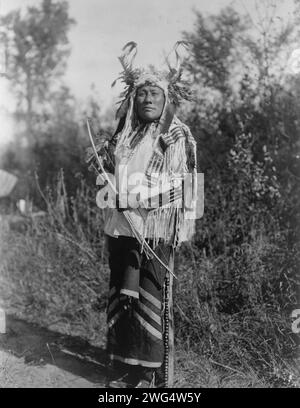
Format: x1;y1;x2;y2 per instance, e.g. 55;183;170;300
0;315;108;388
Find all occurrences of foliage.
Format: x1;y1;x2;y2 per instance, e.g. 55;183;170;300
0;173;109;344
0;1;97;202
181;2;300;249
1;0;75;141
176;1;300;385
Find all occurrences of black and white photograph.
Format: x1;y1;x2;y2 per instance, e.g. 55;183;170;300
0;0;299;391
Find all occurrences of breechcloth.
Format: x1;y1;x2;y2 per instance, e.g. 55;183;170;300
106;235;172;368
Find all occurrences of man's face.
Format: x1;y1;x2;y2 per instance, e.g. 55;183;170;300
135;85;165;122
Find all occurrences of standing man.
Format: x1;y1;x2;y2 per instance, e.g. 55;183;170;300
87;42;197;388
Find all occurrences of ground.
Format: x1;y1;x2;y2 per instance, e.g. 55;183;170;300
0;315;107;388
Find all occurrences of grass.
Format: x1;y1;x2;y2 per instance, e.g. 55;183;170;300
0;217;108;348
174;238;300;388
0;172;299;388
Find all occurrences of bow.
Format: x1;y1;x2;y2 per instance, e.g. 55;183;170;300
86;118;177;279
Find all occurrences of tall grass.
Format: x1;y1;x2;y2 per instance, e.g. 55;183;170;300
0;171;108;345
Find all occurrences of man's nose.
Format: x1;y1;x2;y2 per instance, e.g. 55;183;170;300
144;93;153;103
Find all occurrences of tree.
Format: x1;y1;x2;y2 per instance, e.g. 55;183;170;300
1;0;75;144
182;1;300;252
184;2;300;165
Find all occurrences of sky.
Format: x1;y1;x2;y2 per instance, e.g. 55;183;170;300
65;0;232;105
0;0;233;106
0;0;297;146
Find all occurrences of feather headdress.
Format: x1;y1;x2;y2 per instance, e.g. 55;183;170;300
112;41;194;119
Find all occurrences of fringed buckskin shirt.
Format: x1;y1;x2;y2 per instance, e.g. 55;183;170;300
102;115;197;249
